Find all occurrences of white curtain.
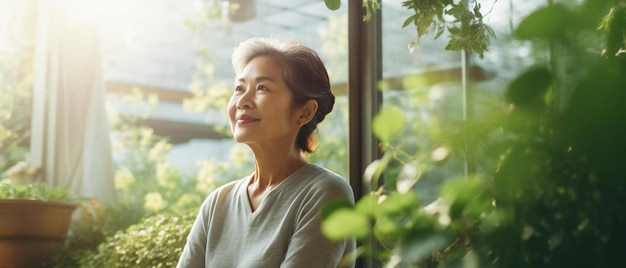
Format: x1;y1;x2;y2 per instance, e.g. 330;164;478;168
31;0;116;205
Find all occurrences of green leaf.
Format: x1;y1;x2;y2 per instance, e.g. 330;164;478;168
320;198;354;220
324;0;341;11
505;66;552;107
435;25;445;39
445;38;463;51
373;216;404;239
372;106;406;143
473;3;483;20
400;231;450;264
516;4;574;39
402;14;418;28
439;250;480;268
322;208;370;240
355;194;379;217
441;177;492;222
602;3;626;57
417;13;436;36
441;178;482;207
379;191;420;216
448;26;461;35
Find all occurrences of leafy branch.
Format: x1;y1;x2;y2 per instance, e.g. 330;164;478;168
324;0;496;57
402;0;495;58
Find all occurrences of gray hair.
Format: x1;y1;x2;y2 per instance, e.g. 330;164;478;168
232;37;334;153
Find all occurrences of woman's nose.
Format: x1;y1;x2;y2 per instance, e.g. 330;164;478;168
236;88;255;109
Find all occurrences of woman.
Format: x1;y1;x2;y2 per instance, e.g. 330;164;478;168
177;37;356;268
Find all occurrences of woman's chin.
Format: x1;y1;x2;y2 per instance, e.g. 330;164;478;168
233;134;253;144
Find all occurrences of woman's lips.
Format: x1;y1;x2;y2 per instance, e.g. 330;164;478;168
237;115;259;124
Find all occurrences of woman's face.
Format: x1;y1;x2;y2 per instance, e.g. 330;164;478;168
227;55;301;148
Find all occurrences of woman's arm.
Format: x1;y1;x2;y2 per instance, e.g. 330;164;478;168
177;200;210;268
281;178;356;268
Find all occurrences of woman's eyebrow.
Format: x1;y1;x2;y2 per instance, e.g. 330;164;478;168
237;76;277;83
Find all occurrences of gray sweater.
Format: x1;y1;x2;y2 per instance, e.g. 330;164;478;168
177;164;356;268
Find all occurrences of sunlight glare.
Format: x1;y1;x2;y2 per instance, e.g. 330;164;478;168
62;0;136;49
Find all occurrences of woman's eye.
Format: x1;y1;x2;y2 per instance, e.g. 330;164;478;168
234;86;244;93
257;85;267;91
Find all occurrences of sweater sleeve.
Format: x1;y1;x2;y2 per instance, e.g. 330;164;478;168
177;196;212;268
280;177;356;268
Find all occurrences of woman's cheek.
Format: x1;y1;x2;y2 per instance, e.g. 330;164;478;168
227;98;237;123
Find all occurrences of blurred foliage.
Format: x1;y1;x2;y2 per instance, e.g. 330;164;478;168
183;0;237;36
323;0;626;267
304;96;349;179
107;90;252;230
319;13;349;82
76;212;196;268
182;56;232;136
107;90;190;230
0;37;33;173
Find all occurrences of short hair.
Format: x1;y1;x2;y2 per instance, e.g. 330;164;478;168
232;37;334;153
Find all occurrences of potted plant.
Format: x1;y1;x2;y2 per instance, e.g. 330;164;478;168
0;161;78;268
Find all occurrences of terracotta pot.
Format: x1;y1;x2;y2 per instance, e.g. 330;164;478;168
0;199;77;268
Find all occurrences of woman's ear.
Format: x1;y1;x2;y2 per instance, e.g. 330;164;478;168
298;99;318;127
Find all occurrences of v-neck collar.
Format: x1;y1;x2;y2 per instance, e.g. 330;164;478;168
242;164;314;219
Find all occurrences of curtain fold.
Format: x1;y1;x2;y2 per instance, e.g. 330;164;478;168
31;0;116;205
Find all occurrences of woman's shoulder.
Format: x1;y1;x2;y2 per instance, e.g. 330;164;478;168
216;176;249;191
303;164;345;183
201;176;250;204
295;164;354;201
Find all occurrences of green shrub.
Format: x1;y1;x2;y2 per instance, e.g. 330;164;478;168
78;211;196;268
0;178;74;201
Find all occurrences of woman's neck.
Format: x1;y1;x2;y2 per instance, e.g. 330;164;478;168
248;144;307;191
246;144;307;212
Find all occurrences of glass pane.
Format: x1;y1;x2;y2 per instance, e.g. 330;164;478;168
379;0;546;204
381;0;465;204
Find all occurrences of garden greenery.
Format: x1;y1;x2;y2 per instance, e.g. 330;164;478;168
322;0;626;267
76;212;196;268
2;0;625;267
0;179;74;201
0;39;32;173
325;0;495;57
